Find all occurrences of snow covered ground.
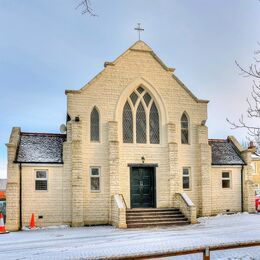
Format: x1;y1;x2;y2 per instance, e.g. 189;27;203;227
0;213;259;260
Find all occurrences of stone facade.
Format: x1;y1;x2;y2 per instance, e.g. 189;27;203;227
5;41;255;230
252;152;260;189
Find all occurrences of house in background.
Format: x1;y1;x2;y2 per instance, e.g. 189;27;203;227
6;41;256;231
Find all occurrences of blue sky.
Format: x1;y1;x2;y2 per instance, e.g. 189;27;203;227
0;0;260;178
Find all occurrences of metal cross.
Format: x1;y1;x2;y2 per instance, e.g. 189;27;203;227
134;23;144;41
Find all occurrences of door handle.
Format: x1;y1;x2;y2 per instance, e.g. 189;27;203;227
139;181;143;191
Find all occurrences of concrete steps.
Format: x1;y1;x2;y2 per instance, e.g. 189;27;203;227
126;208;189;228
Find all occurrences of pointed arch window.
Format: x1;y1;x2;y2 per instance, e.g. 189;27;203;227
122;87;160;144
149;102;160;144
181;113;189;144
90;107;100;141
123;101;133;143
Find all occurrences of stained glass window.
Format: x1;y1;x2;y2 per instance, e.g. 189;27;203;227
149;102;159;144
136;102;146;143
90;107;100;141
181;113;189;144
123;101;133;143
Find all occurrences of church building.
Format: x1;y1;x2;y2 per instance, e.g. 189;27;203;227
6;41;256;230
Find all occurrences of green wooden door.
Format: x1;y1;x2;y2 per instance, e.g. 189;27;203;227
130;167;155;208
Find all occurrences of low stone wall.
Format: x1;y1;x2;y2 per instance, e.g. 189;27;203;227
111;194;127;228
175;193;197;224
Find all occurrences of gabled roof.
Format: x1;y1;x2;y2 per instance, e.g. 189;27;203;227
15;132;66;164
209;139;246;166
65;41;208;104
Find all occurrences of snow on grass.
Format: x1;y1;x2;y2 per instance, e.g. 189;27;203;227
0;213;259;259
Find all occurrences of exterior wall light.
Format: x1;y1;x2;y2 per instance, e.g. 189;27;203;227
141;156;145;163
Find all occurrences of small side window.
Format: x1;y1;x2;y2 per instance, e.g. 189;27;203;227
90;167;100;192
182;168;190;190
35;170;48;191
222;171;231;188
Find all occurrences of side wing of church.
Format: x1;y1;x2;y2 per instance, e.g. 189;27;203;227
6;41;256;230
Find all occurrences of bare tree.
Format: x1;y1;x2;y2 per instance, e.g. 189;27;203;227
227;43;260;151
76;0;97;16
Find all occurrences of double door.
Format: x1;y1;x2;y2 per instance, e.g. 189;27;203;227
130;167;155;208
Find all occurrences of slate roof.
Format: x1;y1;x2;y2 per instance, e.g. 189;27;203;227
209;139;246;165
15;133;66;164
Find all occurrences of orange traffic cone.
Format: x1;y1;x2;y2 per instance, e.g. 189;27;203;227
0;213;9;234
29;213;36;229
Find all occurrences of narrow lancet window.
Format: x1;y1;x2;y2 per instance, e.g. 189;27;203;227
90;107;100;141
149;102;159;144
123;101;133;143
181;113;189;144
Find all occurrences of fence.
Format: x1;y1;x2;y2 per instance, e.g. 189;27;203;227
110;241;260;260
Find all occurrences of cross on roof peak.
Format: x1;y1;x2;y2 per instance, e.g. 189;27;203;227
134;23;144;41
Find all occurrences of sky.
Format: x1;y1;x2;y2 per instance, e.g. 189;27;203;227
0;0;260;178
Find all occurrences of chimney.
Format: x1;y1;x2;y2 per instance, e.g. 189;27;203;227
248;141;256;153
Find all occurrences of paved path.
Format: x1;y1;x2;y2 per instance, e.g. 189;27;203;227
0;213;259;259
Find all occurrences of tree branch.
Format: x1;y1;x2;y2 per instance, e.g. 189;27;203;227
76;0;97;16
228;46;260;150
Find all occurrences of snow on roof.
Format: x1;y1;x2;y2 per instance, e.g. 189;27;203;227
0;179;7;191
209;139;246;165
16;132;66;164
252;152;260;160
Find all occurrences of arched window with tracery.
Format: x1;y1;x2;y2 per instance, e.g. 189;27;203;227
90;107;100;141
181;113;189;144
122;101;133;143
122;86;160;144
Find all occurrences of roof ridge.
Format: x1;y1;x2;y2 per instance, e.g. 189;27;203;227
208;139;227;142
20;132;66;137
